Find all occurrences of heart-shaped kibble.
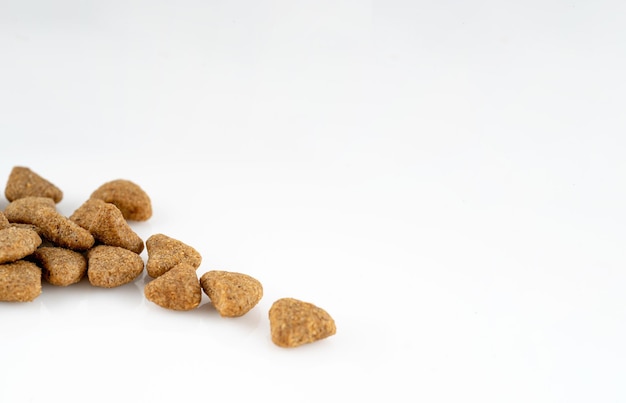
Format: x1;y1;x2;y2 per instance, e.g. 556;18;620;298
145;233;202;278
268;298;337;348
200;270;263;317
90;179;152;221
0;260;42;302
144;262;202;311
0;227;42;264
87;245;144;288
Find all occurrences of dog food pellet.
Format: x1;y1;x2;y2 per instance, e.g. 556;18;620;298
0;260;42;302
32;246;87;286
4;166;63;203
4;196;94;250
268;298;336;348
86;245;144;288
70;198;144;254
90;179;152;221
144;262;201;310
145;233;201;278
0;212;9;230
200;270;263;317
0;226;42;264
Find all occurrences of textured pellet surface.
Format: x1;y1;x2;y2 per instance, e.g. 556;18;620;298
0;260;42;302
87;245;144;288
145;233;201;278
200;270;263;317
71;198;144;254
269;298;336;348
0;227;42;264
32;246;87;286
4;166;63;203
144;262;201;310
90;179;152;221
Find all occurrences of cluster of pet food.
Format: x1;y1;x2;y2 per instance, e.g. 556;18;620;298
0;166;336;348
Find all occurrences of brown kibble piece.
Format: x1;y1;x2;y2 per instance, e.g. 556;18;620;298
4;197;94;250
0;212;9;230
87;245;144;288
269;298;336;348
70;198;144;254
0;260;42;302
200;270;263;317
5;166;63;203
144;262;201;311
32;246;87;286
90;179;152;221
145;233;201;278
0;227;42;264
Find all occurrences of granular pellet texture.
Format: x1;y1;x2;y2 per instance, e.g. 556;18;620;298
4;166;63;203
0;260;42;302
268;298;336;348
0;226;42;264
200;270;263;317
0;212;9;230
32;246;87;286
70;198;144;254
90;179;152;221
144;262;201;311
4;196;94;250
145;233;201;278
87;245;144;288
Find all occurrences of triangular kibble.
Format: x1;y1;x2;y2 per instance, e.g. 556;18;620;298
200;270;263;317
268;298;336;348
4;166;63;203
144;263;201;311
145;233;201;278
70;198;144;254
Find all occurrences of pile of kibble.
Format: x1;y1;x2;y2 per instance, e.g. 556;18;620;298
0;166;336;348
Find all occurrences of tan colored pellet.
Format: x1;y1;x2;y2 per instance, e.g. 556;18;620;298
144;262;201;311
90;179;152;221
32;246;87;286
145;233;201;278
86;245;144;288
200;270;263;317
268;297;336;348
70;198;144;254
0;226;42;264
0;260;42;302
4;166;63;203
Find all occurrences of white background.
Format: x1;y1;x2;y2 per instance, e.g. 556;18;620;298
1;1;626;402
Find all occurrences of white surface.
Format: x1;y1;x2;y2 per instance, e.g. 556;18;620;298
1;1;626;402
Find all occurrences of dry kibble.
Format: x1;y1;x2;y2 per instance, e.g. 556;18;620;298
0;227;42;264
4;197;94;251
269;298;336;348
32;246;87;286
0;260;42;302
70;198;144;254
87;245;144;288
200;270;263;317
4;166;63;203
144;262;201;310
145;233;201;278
90;179;152;221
